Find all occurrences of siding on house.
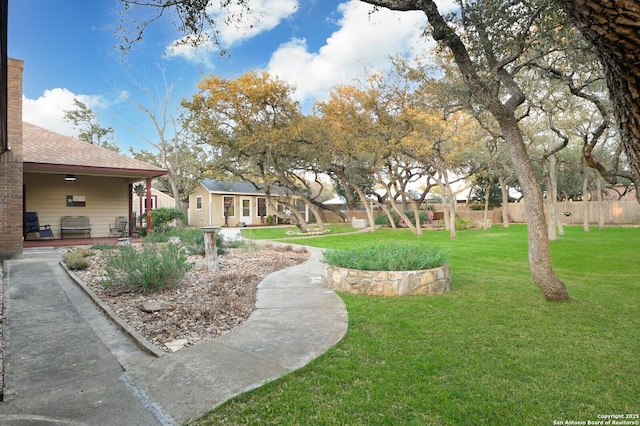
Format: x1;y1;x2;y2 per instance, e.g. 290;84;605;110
188;181;274;227
132;187;176;218
24;173;130;238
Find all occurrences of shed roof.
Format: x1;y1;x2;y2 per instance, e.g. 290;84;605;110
201;179;291;196
22;122;166;180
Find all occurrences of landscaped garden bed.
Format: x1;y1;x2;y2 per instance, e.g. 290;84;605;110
322;241;450;296
64;238;309;352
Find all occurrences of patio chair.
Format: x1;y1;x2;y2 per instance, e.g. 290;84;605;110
109;216;129;237
24;212;55;240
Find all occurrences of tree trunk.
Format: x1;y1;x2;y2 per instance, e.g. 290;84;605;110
350;183;377;232
499;176;510;227
548;155;564;237
376;173;420;235
402;191;424;236
168;173;182;211
376;201;397;229
437;172;457;239
555;0;640;201
500;118;569;301
582;171;590;232
595;172;605;229
543;161;558;241
306;202;327;232
482;180;491;230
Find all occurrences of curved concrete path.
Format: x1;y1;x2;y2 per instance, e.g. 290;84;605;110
0;245;348;425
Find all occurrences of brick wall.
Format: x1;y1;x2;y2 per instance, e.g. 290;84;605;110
0;58;24;259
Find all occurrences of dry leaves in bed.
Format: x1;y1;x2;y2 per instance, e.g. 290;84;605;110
73;245;309;352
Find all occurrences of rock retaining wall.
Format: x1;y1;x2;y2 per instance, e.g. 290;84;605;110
324;264;451;296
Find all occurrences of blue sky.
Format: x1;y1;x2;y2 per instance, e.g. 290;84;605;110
8;0;454;153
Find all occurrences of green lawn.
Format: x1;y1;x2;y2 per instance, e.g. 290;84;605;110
193;225;640;425
239;223;357;240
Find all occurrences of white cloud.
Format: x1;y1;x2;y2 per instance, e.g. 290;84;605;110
166;0;298;63
208;0;298;46
23;88;104;136
266;0;432;109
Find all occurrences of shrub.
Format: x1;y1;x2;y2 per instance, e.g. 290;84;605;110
374;210;433;227
323;241;447;271
150;207;188;230
177;227;234;255
63;249;91;270
178;228;205;255
455;216;473;230
103;243;192;291
143;226;235;255
374;214;390;226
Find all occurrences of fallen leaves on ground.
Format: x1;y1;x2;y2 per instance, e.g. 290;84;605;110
73;245;309;352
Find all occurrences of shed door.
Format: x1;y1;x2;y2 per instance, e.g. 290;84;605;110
240;198;252;225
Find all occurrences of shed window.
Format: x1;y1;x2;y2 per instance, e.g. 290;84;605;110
257;197;267;217
223;196;235;217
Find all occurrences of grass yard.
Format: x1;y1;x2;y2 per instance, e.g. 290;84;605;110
194;225;640;425
239;223;356;240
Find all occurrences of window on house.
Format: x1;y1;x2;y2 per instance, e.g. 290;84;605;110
223;196;235;217
196;196;203;210
257;197;267;217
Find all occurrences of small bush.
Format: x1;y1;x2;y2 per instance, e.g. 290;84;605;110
63;249;92;270
374;210;433;227
150;207;188;230
144;226;235;255
374;214;390;226
323;241;447;271
103;243;192;291
455;216;473;230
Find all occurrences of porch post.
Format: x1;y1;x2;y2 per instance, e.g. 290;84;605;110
146;178;152;234
128;183;133;236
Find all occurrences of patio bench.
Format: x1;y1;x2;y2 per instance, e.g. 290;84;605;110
61;216;91;238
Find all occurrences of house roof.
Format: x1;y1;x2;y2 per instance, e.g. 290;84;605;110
201;178;291;196
22;122;167;181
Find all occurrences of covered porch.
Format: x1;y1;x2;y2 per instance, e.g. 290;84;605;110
22;123;167;242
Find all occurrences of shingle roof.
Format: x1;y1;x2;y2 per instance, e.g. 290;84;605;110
22;122;166;176
201;179;291;196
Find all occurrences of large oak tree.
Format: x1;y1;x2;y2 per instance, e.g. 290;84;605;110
554;0;640;200
360;0;571;300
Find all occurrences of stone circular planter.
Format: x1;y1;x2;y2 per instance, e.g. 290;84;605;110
324;263;451;296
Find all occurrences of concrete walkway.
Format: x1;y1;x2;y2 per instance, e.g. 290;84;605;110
0;244;348;425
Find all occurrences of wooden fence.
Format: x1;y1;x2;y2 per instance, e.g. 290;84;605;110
505;200;640;225
318;200;640;226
